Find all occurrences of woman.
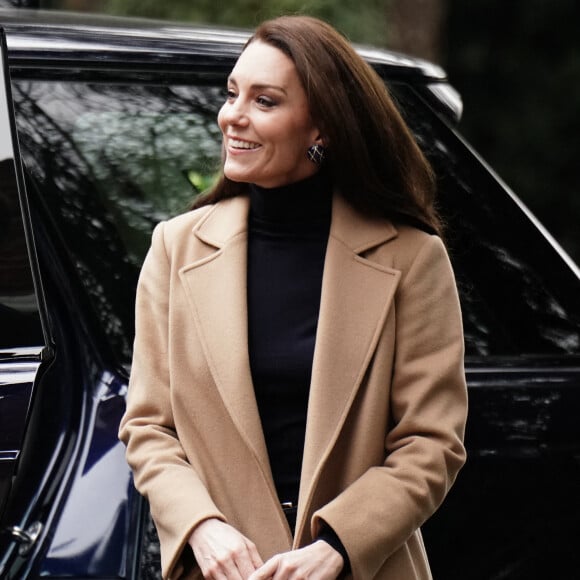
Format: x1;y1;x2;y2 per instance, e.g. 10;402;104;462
119;15;468;580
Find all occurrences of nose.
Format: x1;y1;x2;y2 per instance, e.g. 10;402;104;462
219;98;249;127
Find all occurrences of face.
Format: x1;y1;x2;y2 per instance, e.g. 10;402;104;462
218;40;322;188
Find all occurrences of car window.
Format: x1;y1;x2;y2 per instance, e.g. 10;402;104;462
390;83;580;358
0;78;43;349
12;81;223;366
0;158;43;349
0;60;43;349
11;78;580;365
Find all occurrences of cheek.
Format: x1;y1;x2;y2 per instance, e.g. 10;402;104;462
285;114;318;147
217;104;227;133
284;127;314;153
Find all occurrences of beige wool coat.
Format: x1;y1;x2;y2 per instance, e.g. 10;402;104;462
119;192;468;580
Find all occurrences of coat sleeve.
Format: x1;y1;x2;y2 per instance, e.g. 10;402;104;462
119;222;225;580
312;234;468;578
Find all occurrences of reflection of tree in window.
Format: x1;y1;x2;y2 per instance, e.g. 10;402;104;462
12;81;223;365
391;84;580;357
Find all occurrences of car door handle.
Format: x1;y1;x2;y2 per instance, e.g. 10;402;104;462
4;521;43;556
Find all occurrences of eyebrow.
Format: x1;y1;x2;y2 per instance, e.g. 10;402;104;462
228;76;288;95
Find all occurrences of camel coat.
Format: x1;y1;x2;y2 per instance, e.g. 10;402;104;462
119;192;468;580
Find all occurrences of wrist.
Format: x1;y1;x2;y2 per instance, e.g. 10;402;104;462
316;539;344;574
316;525;350;574
189;517;221;542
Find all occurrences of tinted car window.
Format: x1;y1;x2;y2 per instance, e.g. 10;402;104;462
11;79;580;365
391;84;580;358
0;159;43;349
12;80;223;365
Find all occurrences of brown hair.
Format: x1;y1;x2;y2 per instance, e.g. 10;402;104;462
193;15;442;236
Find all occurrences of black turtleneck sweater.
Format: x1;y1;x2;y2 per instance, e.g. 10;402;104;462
248;170;332;505
247;171;349;569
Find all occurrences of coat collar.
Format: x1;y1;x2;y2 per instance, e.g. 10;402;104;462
181;192;401;541
191;193;397;254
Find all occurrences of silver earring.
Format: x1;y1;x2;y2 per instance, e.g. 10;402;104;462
307;144;326;165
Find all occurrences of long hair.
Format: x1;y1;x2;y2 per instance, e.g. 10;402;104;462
193;15;442;236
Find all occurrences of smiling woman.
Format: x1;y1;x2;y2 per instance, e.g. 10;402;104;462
119;15;467;580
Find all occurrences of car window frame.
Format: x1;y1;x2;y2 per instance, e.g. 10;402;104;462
0;27;54;570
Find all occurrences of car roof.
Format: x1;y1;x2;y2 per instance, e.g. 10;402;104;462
0;8;462;122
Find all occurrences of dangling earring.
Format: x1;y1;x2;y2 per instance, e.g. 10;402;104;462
307;144;326;166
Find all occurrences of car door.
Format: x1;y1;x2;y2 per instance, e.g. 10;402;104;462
389;82;580;579
0;28;55;575
0;27;227;575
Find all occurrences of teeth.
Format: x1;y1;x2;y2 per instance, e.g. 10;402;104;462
230;138;260;150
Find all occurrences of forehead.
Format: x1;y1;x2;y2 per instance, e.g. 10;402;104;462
230;41;300;88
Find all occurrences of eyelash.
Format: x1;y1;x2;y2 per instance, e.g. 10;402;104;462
224;89;276;108
256;96;276;108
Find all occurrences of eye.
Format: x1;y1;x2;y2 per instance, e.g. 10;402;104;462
225;88;237;101
256;95;276;108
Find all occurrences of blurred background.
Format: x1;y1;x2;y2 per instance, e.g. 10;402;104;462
5;0;580;263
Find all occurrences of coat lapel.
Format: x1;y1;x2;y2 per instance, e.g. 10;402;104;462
295;195;401;542
178;196;273;486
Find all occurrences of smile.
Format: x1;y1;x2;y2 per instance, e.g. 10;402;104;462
228;138;261;150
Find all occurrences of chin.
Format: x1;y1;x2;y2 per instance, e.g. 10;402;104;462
223;166;257;184
223;169;250;183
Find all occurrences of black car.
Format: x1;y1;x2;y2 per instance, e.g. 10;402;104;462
0;8;579;580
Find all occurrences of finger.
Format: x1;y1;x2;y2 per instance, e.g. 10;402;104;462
248;556;279;580
246;540;265;569
234;550;261;579
203;555;244;580
198;559;227;580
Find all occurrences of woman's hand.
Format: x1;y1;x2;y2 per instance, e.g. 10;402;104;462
188;518;264;579
248;540;344;580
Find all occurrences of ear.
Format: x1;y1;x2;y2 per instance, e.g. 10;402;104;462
312;131;325;147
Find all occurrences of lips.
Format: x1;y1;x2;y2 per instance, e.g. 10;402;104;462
228;137;261;150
